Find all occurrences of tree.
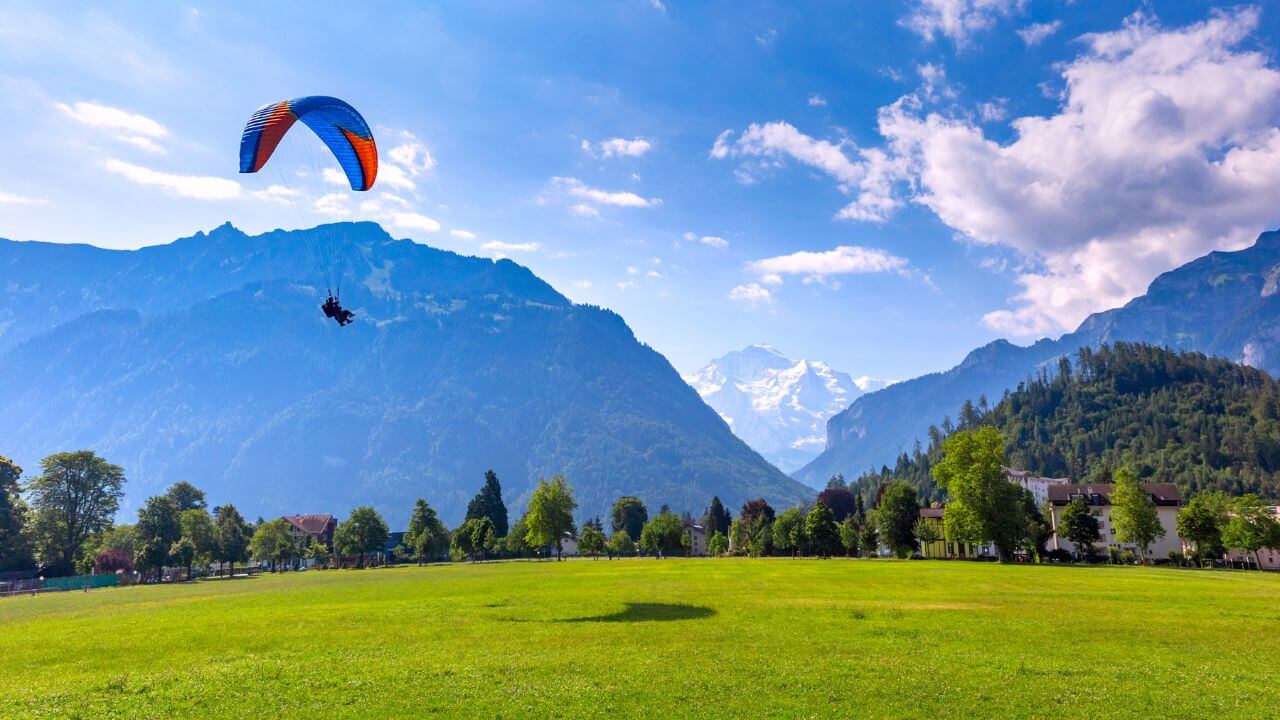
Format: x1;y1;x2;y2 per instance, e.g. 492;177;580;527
773;507;806;557
806;502;839;558
704;496;731;538
213;504;251;576
304;536;331;567
875;482;920;558
838;517;860;557
408;499;449;563
179;508;218;575
26;451;125;575
747;517;773;557
525;475;577;559
1177;492;1232;559
913;517;942;557
470;516;498;561
93;549;134;574
135;495;182;580
931;427;1025;560
334;506;390;568
610;496;648;543
1060;495;1102;559
250;519;294;571
164;481;207;512
639;510;687;558
1109;468;1165;561
578;524;606;559
1222;495;1280;570
826;474;848;490
169;537;196;579
607;530;635;558
857;521;878;558
707;530;728;557
466;470;509;537
816;486;858;522
506;516;531;558
0;455;32;572
729;519;747;556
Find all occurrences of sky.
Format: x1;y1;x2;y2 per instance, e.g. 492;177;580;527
2;1;1279;380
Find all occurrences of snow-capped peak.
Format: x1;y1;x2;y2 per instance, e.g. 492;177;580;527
684;345;888;475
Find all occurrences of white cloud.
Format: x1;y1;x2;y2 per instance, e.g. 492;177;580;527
378;163;416;192
835;7;1280;335
685;232;728;248
901;0;1026;46
626;265;640;276
57;100;166;137
252;185;300;204
584;136;653;158
808;94;828;107
617;280;638;290
0;191;48;206
385;130;436;177
549;177;661;215
450;229;477;240
917;63;955;101
646;270;663;278
322;167;347;186
482;240;539;252
748;246;912;284
573;280;593;289
105;159;240;200
116;135;165;154
755;29;778;48
649;0;666;12
1017;20;1061;46
390;212;442;232
568;203;601;219
976;100;1007;122
728;283;773;305
313;192;351;217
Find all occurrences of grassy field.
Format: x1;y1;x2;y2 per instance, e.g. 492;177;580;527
3;559;1278;719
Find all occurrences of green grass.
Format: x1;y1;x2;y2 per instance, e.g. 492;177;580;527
3;559;1278;719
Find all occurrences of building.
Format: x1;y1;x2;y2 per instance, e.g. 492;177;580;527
1002;466;1071;506
684;521;707;556
1047;483;1182;558
916;506;995;559
1224;506;1280;569
281;514;337;550
558;531;579;557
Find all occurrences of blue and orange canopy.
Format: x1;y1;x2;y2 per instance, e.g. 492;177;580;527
239;96;377;191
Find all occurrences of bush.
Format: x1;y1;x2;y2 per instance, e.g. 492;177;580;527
94;549;135;575
1109;548;1136;565
1167;551;1186;566
1044;548;1072;563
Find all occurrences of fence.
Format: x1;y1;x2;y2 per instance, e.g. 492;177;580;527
0;572;121;597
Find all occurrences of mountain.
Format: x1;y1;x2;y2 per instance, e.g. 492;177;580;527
852;342;1280;502
796;229;1280;486
0;222;809;525
685;345;883;477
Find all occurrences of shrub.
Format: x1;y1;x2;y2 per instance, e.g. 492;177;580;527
1044;548;1072;563
94;549;135;574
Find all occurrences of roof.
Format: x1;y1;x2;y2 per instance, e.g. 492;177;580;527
1002;466;1070;484
282;514;337;534
1046;483;1180;507
919;507;945;519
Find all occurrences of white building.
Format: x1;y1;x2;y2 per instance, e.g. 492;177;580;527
684;521;707;556
1047;483;1183;559
1224;506;1280;569
1002;467;1071;506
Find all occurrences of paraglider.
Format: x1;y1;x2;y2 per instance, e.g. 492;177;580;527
239;96;378;326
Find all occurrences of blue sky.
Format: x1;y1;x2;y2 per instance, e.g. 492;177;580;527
2;1;1279;379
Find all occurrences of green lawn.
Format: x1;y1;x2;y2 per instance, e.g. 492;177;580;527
3;559;1278;719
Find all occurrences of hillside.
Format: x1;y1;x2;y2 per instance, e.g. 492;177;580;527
685;345;883;475
855;343;1280;502
0;222;808;525
796;229;1280;486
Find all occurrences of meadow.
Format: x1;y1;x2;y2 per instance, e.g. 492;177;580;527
2;559;1277;719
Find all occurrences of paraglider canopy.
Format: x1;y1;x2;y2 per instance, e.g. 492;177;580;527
239;96;377;191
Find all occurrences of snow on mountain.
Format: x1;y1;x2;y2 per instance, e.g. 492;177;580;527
685;345;883;478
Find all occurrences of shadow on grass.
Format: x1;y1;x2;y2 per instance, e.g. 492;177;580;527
557;602;716;623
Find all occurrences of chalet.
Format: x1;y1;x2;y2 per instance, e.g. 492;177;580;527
1002;466;1070;506
281;514;337;550
684;521;707;556
916;506;995;559
1047;483;1182;558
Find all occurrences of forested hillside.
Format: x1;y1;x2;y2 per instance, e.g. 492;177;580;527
853;343;1280;503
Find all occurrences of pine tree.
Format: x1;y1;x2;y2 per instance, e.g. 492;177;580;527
465;470;509;537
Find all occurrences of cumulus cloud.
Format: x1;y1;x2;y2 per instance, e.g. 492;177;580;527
548;177;661;217
901;0;1027;46
1017;20;1061;46
683;231;728;248
720;8;1280;336
568;203;601;219
748;246;912;286
450;229;477;240
57;100;166;137
0;190;48;206
481;240;539;253
389;212;442;233
728;283;773;305
105;159;240;200
583;136;653;158
617;280;638;290
808;94;828;107
313;192;351;217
